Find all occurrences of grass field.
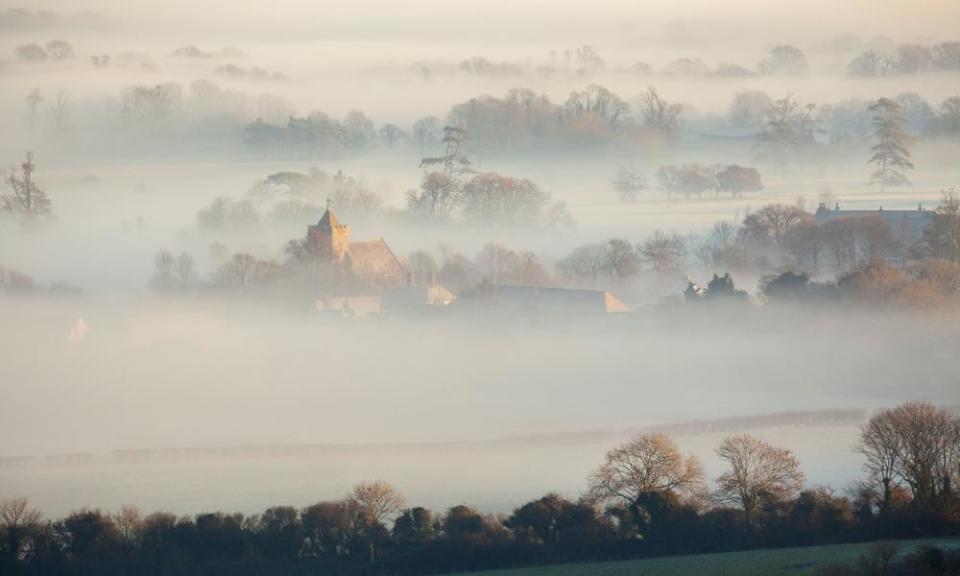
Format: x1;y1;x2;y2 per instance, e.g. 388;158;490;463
441;539;960;576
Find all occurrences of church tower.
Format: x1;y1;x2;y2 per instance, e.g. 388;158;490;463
308;203;350;261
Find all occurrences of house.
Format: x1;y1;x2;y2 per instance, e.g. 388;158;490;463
306;205;407;287
814;202;933;244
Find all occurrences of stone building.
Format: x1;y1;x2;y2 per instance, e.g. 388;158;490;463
814;202;934;245
306;205;407;287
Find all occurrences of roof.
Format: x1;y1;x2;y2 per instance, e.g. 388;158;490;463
492;285;630;315
814;204;933;239
316;207;343;231
346;239;406;282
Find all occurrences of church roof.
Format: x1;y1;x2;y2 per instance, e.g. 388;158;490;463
346;239;406;279
316;207;342;230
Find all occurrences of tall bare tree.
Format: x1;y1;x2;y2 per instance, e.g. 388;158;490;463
1;152;52;219
588;434;705;507
856;410;903;512
48;90;72;133
638;86;682;137
612;165;647;203
714;434;804;528
883;401;959;502
348;480;406;526
639;231;686;274
557;243;610;287
25;89;43;130
0;497;42;564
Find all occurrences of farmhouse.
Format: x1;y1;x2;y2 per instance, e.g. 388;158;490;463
814;202;934;244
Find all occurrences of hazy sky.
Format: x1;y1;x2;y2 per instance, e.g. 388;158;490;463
12;0;960;48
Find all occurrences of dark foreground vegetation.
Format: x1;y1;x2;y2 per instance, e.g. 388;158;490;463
434;541;960;576
3;401;960;576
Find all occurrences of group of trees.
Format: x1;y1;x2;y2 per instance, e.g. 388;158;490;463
858;402;960;512
557;233;687;287
555;192;957;293
687;257;960;310
614;163;763;203
848;41;960;77
13;40;74;62
428;44;814;81
4;401;959;576
406;171;570;229
230;85;960;164
197;168;381;232
405;129;572;229
726;90;959;176
688;191;960;278
244;109;384;155
413;85;684;155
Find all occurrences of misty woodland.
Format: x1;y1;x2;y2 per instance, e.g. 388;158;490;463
2;2;960;576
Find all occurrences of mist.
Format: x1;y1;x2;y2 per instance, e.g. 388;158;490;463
2;0;960;530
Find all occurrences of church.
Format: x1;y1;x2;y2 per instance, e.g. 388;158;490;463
306;205;408;288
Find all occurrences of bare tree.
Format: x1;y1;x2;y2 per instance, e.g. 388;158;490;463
1;152;53;219
564;84;629;128
408;250;437;285
755;95;819;172
44;40;74;60
640;231;686;274
150;250;176;291
113;506;144;542
714;434;804;528
48;90;72;132
741;204;811;250
406;172;461;224
856;409;903;512
173;252;195;288
588;434;705;506
0;497;42;563
411;116;442;151
557;243;610;287
604;238;641;281
348;480;406;525
638;86;682;136
475;243;520;284
460;172;550;227
729;90;772;128
215;253;277;289
25;89;43;130
612;165;647;203
884;401;959;502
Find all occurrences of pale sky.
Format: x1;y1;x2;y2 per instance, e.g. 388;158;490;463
11;0;960;46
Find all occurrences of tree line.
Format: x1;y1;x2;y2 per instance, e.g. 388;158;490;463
142;190;960;305
2;401;959;576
